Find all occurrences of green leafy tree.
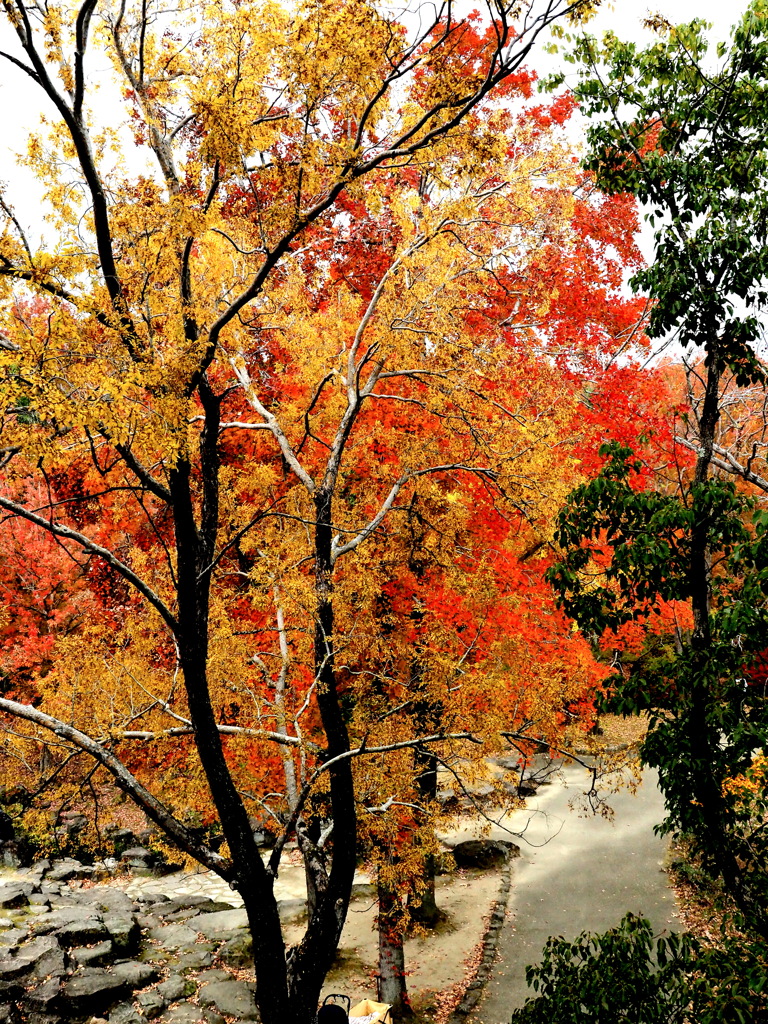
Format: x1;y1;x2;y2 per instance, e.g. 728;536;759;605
548;4;768;936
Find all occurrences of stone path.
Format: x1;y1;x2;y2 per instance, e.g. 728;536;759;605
120;854;371;908
468;764;679;1022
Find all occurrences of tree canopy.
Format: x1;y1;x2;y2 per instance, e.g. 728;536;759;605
0;0;662;1020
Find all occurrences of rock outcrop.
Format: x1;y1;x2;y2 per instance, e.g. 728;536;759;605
0;871;260;1024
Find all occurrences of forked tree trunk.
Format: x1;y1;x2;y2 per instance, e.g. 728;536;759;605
169;453;358;1024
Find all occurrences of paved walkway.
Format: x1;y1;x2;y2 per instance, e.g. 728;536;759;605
469;764;679;1022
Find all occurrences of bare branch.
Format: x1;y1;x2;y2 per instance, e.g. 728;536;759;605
675;435;768;493
0;494;178;632
0;697;232;878
230;357;316;493
331;463;498;561
267;732;481;875
121;724;301;745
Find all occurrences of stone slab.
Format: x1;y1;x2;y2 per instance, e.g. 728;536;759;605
192;909;247;940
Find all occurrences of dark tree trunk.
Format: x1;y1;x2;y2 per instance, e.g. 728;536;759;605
170;439;291;1022
377;869;411;1019
409;746;441;928
284;488;357;1014
683;352;768;938
409;629;443;930
167;420;357;1024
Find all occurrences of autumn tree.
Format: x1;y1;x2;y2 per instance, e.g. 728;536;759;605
0;0;614;1020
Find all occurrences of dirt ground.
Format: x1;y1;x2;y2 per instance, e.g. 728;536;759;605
286;869;502;1015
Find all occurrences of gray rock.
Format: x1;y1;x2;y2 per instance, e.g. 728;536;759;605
0;1004;20;1023
136;947;174;967
0;980;24;1004
0;955;31;981
43;892;81;908
437;787;459;808
109;999;148;1024
127;867;157;879
451;839;520;869
202;1012;225;1024
72;940;113;967
31;942;67;980
0;936;65;981
217;932;252;967
159;1002;202;1024
173;950;213;973
146;924;200;952
155;975;194;1002
75;890;135;915
119;849;160;877
492;755;519;770
135;915;162;931
104;915;141;955
111;961;157;989
24;936;66;976
350;882;376;900
146;896;217;918
0;884;33;910
199;979;258;1020
47;860;90;883
30;906;101;937
0;930;25;950
108;1003;147;1024
26;1014;62;1024
23;976;61;1010
27;894;51;908
192;909;247;940
277;898;306;923
54;916;108;947
28;860;51;880
136;988;167;1019
119;848;152;861
150;899;234;924
61;968;129;1012
195;970;230;984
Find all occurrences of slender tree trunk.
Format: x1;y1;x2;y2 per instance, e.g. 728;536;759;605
409;747;441;928
285;488;357;1013
409;630;443;929
377;869;411;1019
162;378;360;1024
684;352;768;937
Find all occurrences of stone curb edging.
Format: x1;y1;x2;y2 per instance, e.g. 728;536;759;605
447;855;513;1023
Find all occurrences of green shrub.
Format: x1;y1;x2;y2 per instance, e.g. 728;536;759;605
510;913;768;1024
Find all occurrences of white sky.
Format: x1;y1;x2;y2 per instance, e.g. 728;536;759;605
0;0;754;243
